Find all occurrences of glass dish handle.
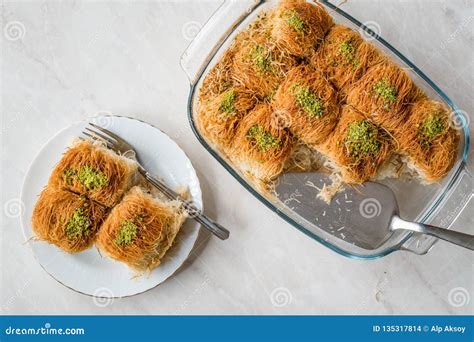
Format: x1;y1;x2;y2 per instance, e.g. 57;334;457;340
401;161;473;254
180;0;259;85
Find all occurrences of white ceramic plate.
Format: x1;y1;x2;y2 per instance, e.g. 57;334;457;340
20;116;202;298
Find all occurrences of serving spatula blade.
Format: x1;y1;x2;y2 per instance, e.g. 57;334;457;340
275;172;474;251
275;172;397;249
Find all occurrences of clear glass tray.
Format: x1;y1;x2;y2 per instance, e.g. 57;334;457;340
180;0;471;259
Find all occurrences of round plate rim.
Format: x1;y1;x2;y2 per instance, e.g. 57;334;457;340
20;114;202;298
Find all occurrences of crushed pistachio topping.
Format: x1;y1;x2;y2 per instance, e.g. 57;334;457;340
115;220;139;247
285;10;305;33
77;165;109;190
338;41;359;67
419;113;445;147
373;78;397;108
65;207;91;240
250;44;272;73
63;168;76;185
247;124;281;151
292;84;324;118
219;89;236;114
345;120;381;159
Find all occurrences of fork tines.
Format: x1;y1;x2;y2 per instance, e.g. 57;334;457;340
82;123;118;148
81;123;135;158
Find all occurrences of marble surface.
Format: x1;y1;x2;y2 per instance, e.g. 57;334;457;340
1;0;472;315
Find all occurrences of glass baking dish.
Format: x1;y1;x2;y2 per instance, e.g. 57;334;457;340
180;0;471;259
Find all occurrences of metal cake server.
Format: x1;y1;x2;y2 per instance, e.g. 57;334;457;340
275;172;473;251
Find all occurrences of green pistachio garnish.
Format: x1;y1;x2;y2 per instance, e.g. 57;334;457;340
247;124;281;151
115;220;139;247
373;78;397;108
338;41;359;67
219;89;236;114
77;165;109;190
285;10;305;33
345;120;381;159
292;84;324;118
419;113;445;147
65;207;91;240
250;44;272;73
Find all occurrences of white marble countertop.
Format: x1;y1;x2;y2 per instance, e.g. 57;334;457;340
1;0;472;315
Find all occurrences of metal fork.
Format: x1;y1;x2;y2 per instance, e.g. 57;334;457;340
83;122;230;240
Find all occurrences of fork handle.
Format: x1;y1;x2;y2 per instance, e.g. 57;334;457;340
140;169;230;240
